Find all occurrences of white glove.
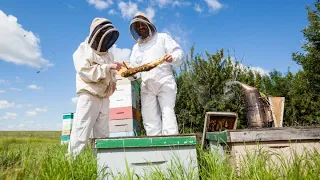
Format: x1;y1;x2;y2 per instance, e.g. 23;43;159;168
127;75;137;81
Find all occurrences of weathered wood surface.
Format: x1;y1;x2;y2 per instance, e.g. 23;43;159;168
227;127;320;143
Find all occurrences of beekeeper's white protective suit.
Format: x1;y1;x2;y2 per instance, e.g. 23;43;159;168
67;17;120;157
128;12;184;136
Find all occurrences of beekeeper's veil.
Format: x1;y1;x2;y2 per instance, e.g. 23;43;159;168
129;12;157;43
88;18;119;53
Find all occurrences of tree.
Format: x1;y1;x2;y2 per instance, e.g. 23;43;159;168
175;46;264;132
291;0;320;125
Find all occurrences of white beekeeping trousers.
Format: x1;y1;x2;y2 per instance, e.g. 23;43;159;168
68;93;109;157
141;75;179;136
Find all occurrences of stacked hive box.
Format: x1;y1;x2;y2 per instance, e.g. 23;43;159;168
61;112;74;144
108;62;141;137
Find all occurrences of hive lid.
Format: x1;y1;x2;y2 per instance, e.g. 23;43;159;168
62;113;74;119
95;135;197;149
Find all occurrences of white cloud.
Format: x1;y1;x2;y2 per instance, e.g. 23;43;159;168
109;44;131;62
118;1;155;22
0;10;53;68
163;24;192;52
205;0;223;12
118;1;139;19
229;60;270;77
172;1;191;7
10;87;22;91
1;101;13;108
0;100;22;109
137;0;143;2
145;7;155;22
25;107;47;116
71;97;78;104
151;0;190;8
0;90;6;93
0;112;17;120
194;4;203;13
108;9;117;15
251;67;269;76
0;79;9;85
35;107;47;112
87;0;113;10
26;110;37;116
28;84;42;90
155;0;171;7
7;122;56;130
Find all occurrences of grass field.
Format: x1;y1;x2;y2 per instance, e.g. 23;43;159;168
0;131;320;179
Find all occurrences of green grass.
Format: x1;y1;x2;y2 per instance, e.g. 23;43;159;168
0;131;320;179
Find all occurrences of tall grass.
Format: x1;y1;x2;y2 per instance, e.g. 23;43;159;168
0;132;320;179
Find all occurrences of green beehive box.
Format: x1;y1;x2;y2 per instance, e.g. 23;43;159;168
95;135;199;179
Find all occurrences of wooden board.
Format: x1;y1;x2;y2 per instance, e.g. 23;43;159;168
268;97;285;128
227;127;320;143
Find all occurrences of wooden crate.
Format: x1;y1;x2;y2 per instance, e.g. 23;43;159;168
201;112;238;149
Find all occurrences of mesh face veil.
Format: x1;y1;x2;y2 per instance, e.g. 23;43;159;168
88;19;119;52
129;13;157;43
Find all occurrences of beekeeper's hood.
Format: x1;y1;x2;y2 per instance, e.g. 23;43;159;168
88;18;119;53
129;12;157;43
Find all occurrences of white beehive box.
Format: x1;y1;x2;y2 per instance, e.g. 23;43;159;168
94;135;199;179
108;72;141;137
109;118;139;133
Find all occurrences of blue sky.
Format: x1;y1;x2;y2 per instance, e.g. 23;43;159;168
0;0;314;131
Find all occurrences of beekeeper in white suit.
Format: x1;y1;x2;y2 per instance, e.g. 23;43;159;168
68;17;123;157
128;12;184;136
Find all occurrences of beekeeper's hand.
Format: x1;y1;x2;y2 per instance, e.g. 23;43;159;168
110;62;124;71
164;54;173;63
128;75;137;81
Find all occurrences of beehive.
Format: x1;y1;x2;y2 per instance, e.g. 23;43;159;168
108;63;141;137
95;135;199;178
61;112;74;144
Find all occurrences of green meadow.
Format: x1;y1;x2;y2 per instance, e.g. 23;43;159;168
0;131;320;180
